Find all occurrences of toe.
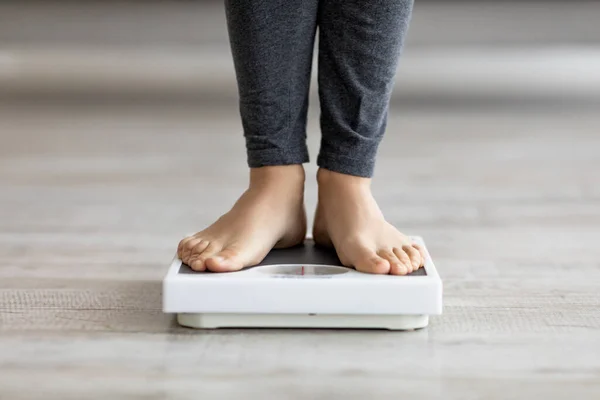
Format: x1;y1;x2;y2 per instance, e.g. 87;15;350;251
177;235;195;259
187;241;219;271
190;240;210;257
393;247;413;273
390;262;408;276
205;247;245;272
181;236;203;263
378;249;407;276
354;248;391;275
186;240;211;271
403;244;422;270
412;243;427;267
189;257;208;272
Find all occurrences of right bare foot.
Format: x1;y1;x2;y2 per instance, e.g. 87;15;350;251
177;165;307;272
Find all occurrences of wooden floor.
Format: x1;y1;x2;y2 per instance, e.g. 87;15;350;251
0;101;599;399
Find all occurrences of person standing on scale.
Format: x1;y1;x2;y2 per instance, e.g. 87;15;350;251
178;0;426;275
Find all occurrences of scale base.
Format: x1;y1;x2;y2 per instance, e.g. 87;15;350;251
177;313;429;331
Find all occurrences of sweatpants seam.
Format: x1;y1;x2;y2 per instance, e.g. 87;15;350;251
247;145;308;156
287;23;294;148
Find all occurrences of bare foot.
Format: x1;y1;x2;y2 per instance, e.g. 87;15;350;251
313;168;426;275
178;165;307;272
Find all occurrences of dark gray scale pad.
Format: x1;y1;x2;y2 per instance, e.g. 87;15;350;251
178;240;426;276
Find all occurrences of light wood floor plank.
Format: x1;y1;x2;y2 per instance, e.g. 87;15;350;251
0;104;599;399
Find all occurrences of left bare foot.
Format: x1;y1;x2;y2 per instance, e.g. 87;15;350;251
313;168;426;275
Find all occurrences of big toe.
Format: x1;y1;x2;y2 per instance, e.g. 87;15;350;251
352;248;391;275
205;248;246;272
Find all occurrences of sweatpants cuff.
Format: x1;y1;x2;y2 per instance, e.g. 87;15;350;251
317;152;376;178
247;146;310;168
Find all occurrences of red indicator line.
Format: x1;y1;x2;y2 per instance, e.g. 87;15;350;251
301;266;305;275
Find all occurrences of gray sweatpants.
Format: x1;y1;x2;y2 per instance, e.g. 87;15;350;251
225;0;413;178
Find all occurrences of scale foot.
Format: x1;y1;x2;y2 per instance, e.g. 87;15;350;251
177;313;429;331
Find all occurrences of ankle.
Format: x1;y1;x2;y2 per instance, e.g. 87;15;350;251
316;168;371;190
249;165;306;191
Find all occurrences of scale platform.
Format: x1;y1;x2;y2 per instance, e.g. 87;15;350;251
162;236;442;330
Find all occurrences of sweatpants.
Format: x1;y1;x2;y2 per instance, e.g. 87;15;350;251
225;0;414;178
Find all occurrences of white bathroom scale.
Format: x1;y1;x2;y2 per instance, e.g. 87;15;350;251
162;236;442;330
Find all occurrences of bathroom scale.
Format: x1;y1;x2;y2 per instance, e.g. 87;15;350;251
162;236;442;330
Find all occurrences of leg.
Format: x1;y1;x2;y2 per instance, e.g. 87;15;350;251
178;0;319;272
317;0;413;178
313;0;425;275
